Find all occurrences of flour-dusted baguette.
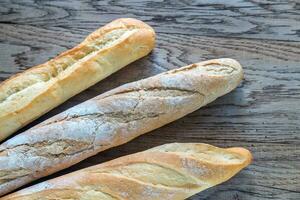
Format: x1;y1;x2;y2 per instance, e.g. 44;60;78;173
0;58;243;196
0;18;155;141
1;143;252;200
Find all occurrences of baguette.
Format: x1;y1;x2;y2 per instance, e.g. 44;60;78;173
0;18;155;141
0;58;243;196
1;143;252;200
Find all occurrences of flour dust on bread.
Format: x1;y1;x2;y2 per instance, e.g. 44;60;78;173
1;143;252;200
0;18;156;141
0;58;243;196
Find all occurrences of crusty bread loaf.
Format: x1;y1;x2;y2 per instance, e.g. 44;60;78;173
0;18;155;141
0;58;243;196
1;143;252;200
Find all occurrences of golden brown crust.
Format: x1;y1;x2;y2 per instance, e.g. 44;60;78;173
0;18;155;141
2;143;252;200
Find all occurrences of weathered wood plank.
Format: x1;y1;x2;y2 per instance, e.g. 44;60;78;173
0;0;299;41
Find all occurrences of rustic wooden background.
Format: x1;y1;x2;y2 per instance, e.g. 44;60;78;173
0;0;299;199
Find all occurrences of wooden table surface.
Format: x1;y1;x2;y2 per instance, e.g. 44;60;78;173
0;0;299;199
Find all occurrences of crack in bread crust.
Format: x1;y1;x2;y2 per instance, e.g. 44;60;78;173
167;63;237;75
92;162;199;188
0;140;93;186
2;139;92;159
3;188;121;200
104;87;203;99
0;169;31;185
41;111;166;127
41;87;203;127
0;28;135;105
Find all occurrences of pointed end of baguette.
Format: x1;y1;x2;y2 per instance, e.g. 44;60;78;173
103;18;156;55
148;143;252;184
197;58;243;77
195;58;244;98
226;147;253;167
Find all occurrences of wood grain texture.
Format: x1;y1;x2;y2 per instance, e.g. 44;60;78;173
0;0;299;41
0;0;299;199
